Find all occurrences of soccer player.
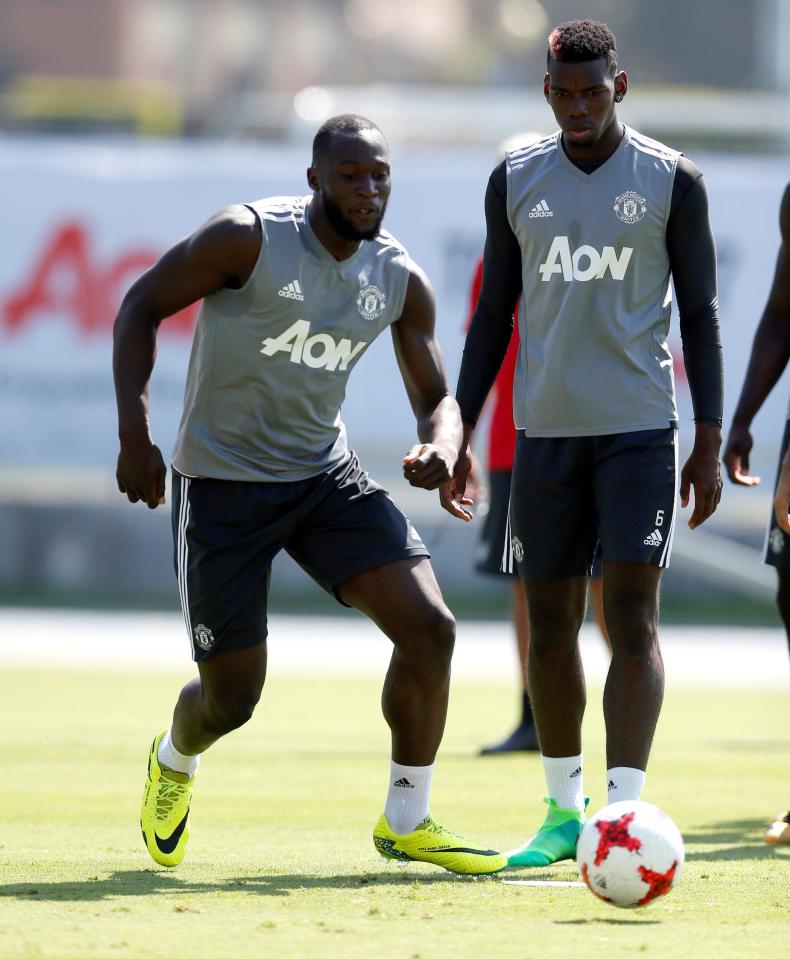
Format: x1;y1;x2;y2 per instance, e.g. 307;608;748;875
723;181;790;845
446;20;723;867
112;114;506;876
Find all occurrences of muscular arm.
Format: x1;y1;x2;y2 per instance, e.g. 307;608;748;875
724;183;790;485
391;262;463;495
112;204;261;507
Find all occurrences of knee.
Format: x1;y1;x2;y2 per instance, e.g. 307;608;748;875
397;603;456;666
607;612;659;661
204;684;262;735
528;606;584;657
425;605;456;660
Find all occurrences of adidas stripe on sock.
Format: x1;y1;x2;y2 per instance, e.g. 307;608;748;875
384;760;434;834
542;753;585;811
607;766;646;803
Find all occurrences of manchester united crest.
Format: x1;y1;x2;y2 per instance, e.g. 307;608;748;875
511;536;524;564
614;190;647;224
770;526;785;555
357;284;386;320
194;623;215;651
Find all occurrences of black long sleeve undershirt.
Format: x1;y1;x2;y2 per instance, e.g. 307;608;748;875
457;150;723;429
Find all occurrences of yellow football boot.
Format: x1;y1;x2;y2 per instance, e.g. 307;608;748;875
140;731;195;867
373;812;506;875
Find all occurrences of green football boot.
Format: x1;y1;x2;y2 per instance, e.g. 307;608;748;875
505;797;589;868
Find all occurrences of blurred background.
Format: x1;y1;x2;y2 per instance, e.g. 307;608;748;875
1;0;789;623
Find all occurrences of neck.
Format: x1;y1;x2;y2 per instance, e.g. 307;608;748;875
562;117;624;163
307;199;361;262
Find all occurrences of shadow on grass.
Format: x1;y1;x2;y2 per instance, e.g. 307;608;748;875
683;818;787;861
0;868;474;903
553;918;661;926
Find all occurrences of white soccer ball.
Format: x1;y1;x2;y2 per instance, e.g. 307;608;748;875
576;800;684;908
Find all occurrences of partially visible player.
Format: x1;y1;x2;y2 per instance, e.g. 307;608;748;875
723;181;790;845
113;114;506;876
465;239;610;756
447;20;723;868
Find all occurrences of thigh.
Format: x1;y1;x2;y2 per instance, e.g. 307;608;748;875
594;428;678;569
339;556;451;641
171;469;298;662
286;453;429;605
764;421;790;568
509;434;597;581
475;469;518;577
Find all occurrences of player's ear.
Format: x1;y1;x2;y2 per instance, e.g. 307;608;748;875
614;71;627;102
543;73;550;101
306;166;319;192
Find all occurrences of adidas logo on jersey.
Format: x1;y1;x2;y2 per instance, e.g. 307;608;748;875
278;279;304;301
644;529;663;547
539;236;633;282
529;198;554;218
261;319;367;372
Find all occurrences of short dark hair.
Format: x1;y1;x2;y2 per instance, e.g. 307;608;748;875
312;114;385;165
547;19;617;75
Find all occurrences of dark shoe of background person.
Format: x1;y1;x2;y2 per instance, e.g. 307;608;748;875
479;722;540;755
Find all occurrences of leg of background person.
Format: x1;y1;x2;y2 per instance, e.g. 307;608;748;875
589;576;611;651
601;561;663;802
480;578;539;754
170;643;269;755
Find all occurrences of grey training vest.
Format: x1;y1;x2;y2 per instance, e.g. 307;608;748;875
172;195;411;481
506;126;681;436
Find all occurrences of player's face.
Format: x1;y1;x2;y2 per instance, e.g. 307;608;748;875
544;57;626;149
311;132;391;241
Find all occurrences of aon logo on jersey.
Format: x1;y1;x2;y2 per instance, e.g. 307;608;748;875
539;236;633;282
261;319;367;372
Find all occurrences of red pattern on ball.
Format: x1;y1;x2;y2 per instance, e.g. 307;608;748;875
636;860;678;905
594;812;642;865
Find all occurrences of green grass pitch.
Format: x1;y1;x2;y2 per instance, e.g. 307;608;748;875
0;665;788;959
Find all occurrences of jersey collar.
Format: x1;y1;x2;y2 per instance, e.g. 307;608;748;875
556;124;632;181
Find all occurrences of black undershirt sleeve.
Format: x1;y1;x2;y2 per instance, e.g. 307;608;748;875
456;160;522;427
667;156;723;427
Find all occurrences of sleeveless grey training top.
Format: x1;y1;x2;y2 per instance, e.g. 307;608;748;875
172;195;411;481
506;126;681;436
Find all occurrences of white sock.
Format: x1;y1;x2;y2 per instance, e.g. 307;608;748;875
607;766;646;803
542;753;584;811
157;729;200;777
384;760;433;834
